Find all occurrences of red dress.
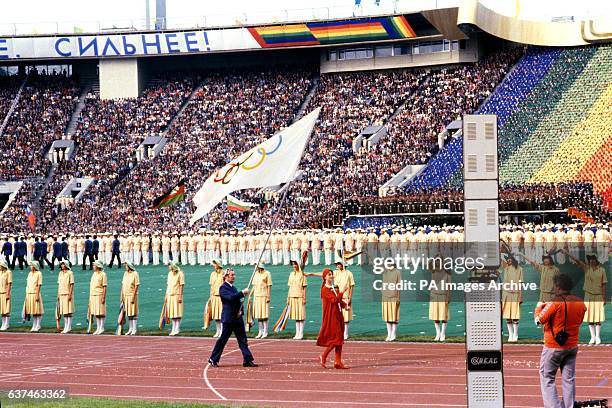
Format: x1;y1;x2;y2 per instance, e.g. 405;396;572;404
316;281;346;347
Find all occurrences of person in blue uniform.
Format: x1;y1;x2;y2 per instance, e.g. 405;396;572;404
208;269;257;368
83;235;94;270
33;237;50;270
92;235;100;261
61;237;70;266
1;238;12;266
12;237;27;270
51;237;63;269
33;237;43;266
109;235;121;268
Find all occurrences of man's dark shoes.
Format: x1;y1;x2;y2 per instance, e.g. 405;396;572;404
243;361;258;367
208;359;219;368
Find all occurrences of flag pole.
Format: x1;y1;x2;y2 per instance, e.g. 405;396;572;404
246;180;293;289
244;108;319;290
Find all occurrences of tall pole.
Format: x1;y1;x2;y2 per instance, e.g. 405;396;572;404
246;181;292;289
145;0;150;30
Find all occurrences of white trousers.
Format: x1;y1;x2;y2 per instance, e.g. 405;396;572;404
312;248;320;265
197;249;206;265
324;249;332;265
142;250;149;265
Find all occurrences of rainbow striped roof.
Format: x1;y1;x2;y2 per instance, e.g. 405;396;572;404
249;15;418;48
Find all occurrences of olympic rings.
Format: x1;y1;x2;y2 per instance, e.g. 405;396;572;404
241;148;266;170
211;134;283;184
264;134;283;155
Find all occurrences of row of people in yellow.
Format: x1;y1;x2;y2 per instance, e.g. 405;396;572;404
0;253;605;343
500;250;607;343
205;259;356;341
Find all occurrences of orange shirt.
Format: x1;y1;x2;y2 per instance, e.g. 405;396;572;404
535;295;586;349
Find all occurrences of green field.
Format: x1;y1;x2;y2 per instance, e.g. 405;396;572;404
4;259;611;342
0;396;258;408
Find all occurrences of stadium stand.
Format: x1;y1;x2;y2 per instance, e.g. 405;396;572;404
0;45;610;233
404;44;611;220
0;76;21;123
45;68;312;232
0;72;79;179
36;73;197;228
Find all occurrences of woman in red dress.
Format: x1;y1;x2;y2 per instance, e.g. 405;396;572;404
314;268;349;369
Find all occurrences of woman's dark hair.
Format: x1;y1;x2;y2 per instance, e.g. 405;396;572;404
554;274;573;292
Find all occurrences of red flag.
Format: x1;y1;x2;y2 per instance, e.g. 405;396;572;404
25;206;36;231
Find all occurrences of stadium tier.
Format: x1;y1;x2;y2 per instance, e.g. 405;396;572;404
0;45;610;233
408;44;612;213
1;72;79;179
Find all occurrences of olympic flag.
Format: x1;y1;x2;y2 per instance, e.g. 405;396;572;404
190;107;320;225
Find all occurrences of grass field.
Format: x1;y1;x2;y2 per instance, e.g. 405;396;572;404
0;396;259;408
4;258;611;342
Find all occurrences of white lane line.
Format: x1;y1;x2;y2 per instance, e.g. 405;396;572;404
203;339;273;401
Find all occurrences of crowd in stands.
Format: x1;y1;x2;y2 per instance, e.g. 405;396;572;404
0;76;21;121
315;183;610;227
408;47;561;190
290;48;522;227
498;47;600;184
36;73;197;229
0;179;41;232
0;71;79;180
45;69;312;233
1;46;610;235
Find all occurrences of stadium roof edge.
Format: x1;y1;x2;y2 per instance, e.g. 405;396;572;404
2;11;433;39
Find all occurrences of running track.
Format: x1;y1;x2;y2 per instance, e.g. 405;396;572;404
0;333;610;407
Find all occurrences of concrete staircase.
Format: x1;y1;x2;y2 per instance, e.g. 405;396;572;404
30;164;57;212
65;82;94;137
291;75;320;123
0;74;28;138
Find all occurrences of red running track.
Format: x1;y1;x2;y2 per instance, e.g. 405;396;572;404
0;333;610;407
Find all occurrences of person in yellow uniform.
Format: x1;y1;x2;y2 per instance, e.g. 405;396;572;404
166;261;185;336
500;255;523;342
334;261;355;340
288;260;307;339
24;261;44;332
90;260;108;335
57;260;74;334
0;260;12;331
381;262;401;341
521;253;560;306
565;251;607;344
121;261;140;335
252;262;272;339
208;259;224;338
429;257;451;342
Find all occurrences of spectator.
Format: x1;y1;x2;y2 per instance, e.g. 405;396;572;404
535;274;586;408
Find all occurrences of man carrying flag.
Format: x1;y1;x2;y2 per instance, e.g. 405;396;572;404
152;178;186;209
208;269;257;368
